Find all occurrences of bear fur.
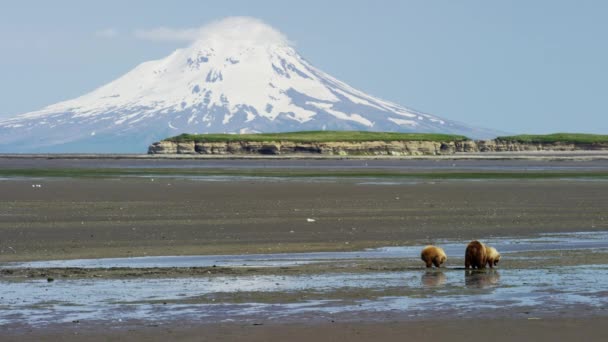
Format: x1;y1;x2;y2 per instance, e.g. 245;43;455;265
420;245;447;268
465;240;487;269
485;246;500;268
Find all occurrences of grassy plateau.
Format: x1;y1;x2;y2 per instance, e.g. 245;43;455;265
497;133;608;144
164;131;470;143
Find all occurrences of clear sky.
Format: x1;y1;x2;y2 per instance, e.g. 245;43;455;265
1;0;606;134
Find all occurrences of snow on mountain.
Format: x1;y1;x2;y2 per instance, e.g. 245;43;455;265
0;17;495;153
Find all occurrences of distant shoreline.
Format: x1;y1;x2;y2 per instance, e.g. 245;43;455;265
148;131;608;156
2;151;608;161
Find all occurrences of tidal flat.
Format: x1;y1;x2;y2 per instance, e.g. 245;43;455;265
1;176;607;262
1;158;607;340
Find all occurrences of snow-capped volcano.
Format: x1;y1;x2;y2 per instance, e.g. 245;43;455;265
0;17;493;153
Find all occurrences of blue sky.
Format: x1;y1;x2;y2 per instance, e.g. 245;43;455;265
0;0;606;134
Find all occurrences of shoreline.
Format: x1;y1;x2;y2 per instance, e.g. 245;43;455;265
2;151;608;161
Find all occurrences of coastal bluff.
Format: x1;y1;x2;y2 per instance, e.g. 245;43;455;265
148;136;608;156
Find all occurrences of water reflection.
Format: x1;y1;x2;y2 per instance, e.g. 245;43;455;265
1;266;607;327
421;270;447;287
6;231;608;269
465;269;500;288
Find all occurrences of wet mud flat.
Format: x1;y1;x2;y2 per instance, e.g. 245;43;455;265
6;318;608;342
1;173;607;339
1;232;607;333
3;155;608;170
1;177;607;262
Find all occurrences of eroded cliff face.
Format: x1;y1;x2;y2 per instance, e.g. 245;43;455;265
149;140;470;156
475;140;608;152
147;139;608;155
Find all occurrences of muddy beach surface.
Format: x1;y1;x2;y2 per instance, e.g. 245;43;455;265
7;318;608;342
1;177;607;262
1;158;607;340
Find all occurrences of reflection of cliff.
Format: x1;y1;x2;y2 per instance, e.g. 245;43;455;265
465;270;500;288
149;139;608;155
421;270;447;287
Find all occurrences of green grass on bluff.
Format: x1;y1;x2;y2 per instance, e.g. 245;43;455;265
497;133;608;144
164;131;470;143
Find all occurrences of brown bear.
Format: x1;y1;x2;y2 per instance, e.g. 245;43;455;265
420;245;447;268
485;246;500;268
465;240;487;269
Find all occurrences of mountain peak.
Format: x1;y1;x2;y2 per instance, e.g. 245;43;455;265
0;17;496;153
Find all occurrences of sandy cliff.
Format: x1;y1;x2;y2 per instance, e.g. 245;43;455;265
148;139;608;155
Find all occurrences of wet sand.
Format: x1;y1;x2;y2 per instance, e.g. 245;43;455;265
2;155;608;176
6;318;608;342
0;178;607;262
1;164;607;340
